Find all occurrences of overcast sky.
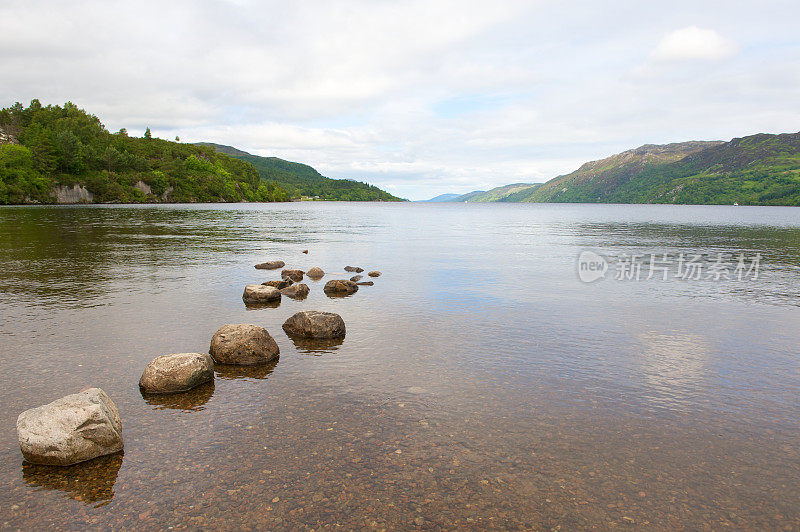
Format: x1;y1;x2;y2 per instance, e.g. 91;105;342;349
2;1;799;199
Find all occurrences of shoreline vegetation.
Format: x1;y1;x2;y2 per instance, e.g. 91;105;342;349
0;100;402;205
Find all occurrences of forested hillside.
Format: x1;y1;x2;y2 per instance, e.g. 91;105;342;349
0;100;290;204
200;143;402;201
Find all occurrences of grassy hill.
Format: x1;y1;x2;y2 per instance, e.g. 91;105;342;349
199;143;403;202
517;141;723;203
464;183;540;202
459;133;800;206
0;100;290;204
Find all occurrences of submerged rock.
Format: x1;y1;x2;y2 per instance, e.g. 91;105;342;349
350;275;363;282
209;324;280;365
306;267;325;279
262;279;293;289
254;260;285;270
282;311;346;339
281;283;310;299
17;388;124;466
323;279;359;295
356;281;374;286
281;269;305;282
344;266;364;273
139;353;214;394
368;271;381;277
242;284;281;303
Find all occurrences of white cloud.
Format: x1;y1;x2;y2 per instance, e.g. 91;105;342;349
652;26;738;61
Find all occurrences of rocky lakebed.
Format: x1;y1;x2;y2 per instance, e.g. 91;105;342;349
16;257;382;468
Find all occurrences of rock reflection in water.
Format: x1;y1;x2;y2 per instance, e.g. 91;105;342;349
288;336;345;355
243;300;281;310
141;381;215;411
215;357;279;380
22;452;123;507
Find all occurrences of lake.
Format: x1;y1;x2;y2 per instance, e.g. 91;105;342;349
1;202;799;530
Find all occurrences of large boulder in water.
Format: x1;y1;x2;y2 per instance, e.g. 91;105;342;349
306;267;325;279
242;284;281;304
255;260;285;270
324;279;358;295
209;324;280;365
281;283;310;299
281;269;304;282
282;311;346;339
139;353;214;394
17;388;124;466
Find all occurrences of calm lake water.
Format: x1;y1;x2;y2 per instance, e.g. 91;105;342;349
1;202;799;530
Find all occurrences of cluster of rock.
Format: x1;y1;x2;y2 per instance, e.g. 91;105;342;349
246;259;381;305
16;252;381;467
16;310;347;466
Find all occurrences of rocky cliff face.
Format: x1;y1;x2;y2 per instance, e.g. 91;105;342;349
51;185;95;204
0;126;18;145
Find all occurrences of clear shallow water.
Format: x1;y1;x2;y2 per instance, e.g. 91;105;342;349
0;202;799;530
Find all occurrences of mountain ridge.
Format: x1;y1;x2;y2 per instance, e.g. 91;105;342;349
431;132;800;206
198;142;403;202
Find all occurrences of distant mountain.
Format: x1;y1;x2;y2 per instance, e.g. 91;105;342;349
463;183;541;202
423;193;464;202
517;141;723;203
198;143;402;202
460;132;800;206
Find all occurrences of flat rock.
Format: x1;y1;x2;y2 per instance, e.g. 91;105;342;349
368;271;381;277
281;269;304;282
282;311;346;339
356;281;374;286
262;279;293;289
306;267;325;279
323;279;359;295
344;266;364;273
209;324;280;365
350;275;363;282
254;260;285;270
139;353;214;394
242;284;281;303
280;283;310;299
17;388;124;466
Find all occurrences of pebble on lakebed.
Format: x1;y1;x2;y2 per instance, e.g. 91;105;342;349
139;352;214;394
17;388;123;466
210;324;280;365
282;310;346;339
